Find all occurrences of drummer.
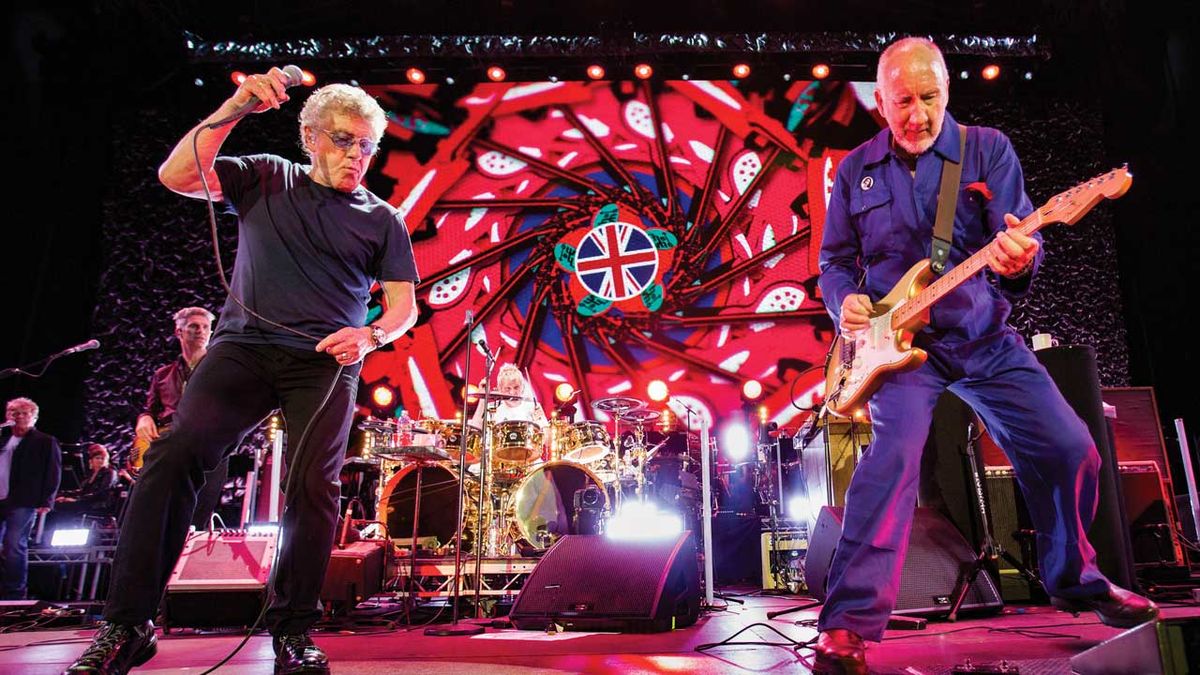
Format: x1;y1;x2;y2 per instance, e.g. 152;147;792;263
469;363;548;432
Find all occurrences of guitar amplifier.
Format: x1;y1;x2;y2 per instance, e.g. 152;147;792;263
163;529;277;628
760;529;807;591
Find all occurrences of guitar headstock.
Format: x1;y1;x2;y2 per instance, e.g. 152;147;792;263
1037;165;1132;227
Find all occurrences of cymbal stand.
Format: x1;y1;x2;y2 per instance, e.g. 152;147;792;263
426;311;486;637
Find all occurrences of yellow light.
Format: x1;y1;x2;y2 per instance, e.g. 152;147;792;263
555;382;577;403
742;379;763;401
372;385;395;408
811;63;830;80
647;379;669;402
981;64;1001;81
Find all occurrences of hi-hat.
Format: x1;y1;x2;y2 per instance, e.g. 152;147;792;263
592;396;646;413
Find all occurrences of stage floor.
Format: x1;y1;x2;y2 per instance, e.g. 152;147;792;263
3;592;1197;674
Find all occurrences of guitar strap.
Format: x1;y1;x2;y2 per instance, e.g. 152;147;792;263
930;124;967;275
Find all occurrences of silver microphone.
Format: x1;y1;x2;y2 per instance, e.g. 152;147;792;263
61;339;100;355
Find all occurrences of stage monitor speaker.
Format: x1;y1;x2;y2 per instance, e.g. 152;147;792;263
804;506;1002;616
321;541;386;612
510;532;700;633
163;529;277;628
1070;616;1200;674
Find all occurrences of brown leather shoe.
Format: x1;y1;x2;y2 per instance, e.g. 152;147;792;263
1051;585;1160;628
812;628;868;675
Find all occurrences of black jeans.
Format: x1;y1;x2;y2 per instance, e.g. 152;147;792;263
103;341;360;634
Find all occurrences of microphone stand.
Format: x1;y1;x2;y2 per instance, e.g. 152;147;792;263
471;338;499;619
426;313;485;636
0;344;95;379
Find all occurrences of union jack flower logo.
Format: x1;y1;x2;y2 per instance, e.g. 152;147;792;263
574;222;660;302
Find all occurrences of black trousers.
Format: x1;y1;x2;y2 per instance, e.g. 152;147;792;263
103;341;360;634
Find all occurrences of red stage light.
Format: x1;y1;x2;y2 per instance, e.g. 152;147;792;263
487;66;507;82
982;64;1001;81
811;64;831;80
406;68;426;85
299;69;317;86
372;385;395;408
647;380;669;402
742;379;764;401
732;63;751;79
554;382;577;403
634;63;653;80
231;71;248;86
586;64;606;80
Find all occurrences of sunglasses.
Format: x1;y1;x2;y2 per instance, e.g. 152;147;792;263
317;128;379;156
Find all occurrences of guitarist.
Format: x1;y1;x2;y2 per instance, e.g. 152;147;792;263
812;37;1156;674
132;306;227;530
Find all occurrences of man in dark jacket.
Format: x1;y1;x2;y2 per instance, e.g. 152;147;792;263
0;397;62;599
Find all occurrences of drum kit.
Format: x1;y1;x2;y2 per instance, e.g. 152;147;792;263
349;394;696;559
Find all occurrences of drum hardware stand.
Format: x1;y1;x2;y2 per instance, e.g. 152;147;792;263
945;417;1042;621
470;336;501;619
426;310;486;637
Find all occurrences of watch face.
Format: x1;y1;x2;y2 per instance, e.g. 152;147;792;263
357;78;884;429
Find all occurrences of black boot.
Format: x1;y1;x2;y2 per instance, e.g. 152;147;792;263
1051;584;1159;628
273;633;330;674
63;621;157;675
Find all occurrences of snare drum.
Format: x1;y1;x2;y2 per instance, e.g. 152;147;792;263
509;461;609;550
492;420;544;463
563;421;612;464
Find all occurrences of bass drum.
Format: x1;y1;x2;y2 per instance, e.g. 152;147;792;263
509;461;609;550
378;463;473;550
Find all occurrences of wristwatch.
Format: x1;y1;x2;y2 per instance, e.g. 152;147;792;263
368;324;387;350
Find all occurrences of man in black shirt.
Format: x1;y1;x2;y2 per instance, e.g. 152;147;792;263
1;397;61;600
66;69;419;675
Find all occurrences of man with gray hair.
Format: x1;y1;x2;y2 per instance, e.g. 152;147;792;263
130;306;228;530
812;37;1156;673
1;397;61;600
67;70;418;675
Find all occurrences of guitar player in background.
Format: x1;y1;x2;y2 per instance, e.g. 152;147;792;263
132;306;228;530
811;37;1156;674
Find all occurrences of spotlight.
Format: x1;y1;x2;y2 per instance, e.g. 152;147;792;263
372;385;395;408
555;382;577;403
647;379;669;403
959;70;970;80
606;501;683;541
406;67;426;85
811;63;830;80
299;69;317;86
50;529;90;547
193;78;205;87
230;71;248;86
732;63;751;79
742;379;764;401
487;65;507;82
981;64;1001;81
721;423;751;461
634;63;653;80
586;64;606;80
787;495;810;521
1023;71;1034;81
445;76;456;85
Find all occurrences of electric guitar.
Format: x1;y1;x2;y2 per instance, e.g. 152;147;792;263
823;166;1133;417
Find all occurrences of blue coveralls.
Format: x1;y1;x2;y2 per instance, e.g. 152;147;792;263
816;112;1110;641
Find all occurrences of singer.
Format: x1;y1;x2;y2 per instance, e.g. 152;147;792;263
1;397;62;600
66;69;419;675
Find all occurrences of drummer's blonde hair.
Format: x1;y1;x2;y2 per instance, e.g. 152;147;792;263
496;363;526;391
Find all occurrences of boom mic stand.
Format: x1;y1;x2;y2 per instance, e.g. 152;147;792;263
426;311;485;636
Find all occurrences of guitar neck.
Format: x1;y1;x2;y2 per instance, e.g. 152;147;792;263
891;212;1043;329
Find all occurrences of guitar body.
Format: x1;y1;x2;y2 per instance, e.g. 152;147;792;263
128;423;170;473
824;260;935;417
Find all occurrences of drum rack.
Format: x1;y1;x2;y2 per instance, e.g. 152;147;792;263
389;555;539;600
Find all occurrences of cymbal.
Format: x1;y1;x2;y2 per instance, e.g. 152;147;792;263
470;390;529;402
374;446;453;463
357;417;395;431
592;396;646;413
619;409;661;422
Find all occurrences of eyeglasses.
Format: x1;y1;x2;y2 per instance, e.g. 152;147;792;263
317;128;379;156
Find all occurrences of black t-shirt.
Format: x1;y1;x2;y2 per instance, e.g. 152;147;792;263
212;154;419;350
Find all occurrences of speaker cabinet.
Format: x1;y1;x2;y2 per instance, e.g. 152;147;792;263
1071;616;1200;674
321;541;386;612
163;530;276;628
510;532;700;633
804;506;1002;617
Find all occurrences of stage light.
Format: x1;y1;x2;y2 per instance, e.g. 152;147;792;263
982;64;1001;81
787;495;810;521
959;70;970;80
647;379;669;402
487;65;507;82
606;501;683;541
721;423;751;461
1023;71;1034;81
586;64;606;80
732;63;751;79
853;408;866;421
555;382;577;403
231;71;248;86
50;529;90;547
247;523;279;534
372;385;395;408
445;76;456;85
406;68;426;85
299;69;317;86
634;63;653;80
742;379;763;401
193;78;205;87
811;63;830;80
